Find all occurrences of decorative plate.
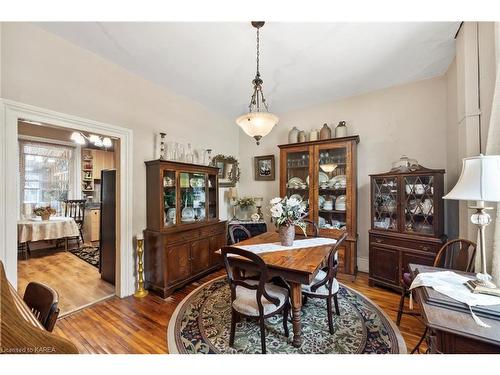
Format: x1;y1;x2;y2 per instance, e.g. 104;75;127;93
287;177;304;187
190;178;205;188
289;194;303;202
181;206;195;220
318;195;326;208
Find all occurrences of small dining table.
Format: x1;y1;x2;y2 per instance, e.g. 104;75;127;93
225;231;338;347
17;216;80;252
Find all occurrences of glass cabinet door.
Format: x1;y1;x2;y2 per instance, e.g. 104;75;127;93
163;170;177;227
285;150;311;218
317;146;348;232
207;174;217;220
372;177;398;231
179;172;207;224
403;175;435;235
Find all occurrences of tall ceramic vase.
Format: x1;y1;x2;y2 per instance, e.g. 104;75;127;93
279;225;295;246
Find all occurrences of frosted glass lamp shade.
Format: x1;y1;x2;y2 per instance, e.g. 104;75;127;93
236;112;279;144
443;155;500;202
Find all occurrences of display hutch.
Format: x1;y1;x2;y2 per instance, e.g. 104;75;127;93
278;135;359;277
369;163;446;291
144;160;227;298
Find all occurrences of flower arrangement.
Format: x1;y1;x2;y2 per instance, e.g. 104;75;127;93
235;197;255;208
33;206;56;220
269;197;307;246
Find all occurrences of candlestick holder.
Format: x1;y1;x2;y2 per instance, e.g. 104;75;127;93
134;237;149;298
159;132;166;160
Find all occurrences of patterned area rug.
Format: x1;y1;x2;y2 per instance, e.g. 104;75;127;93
69;246;99;268
167;276;406;354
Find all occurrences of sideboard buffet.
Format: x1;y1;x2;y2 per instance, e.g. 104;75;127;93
278;135;359;277
144;160;227;298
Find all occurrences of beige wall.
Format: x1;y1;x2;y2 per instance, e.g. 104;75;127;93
1;23;238;237
238;76;449;270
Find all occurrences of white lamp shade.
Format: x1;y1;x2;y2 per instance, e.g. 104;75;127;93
443;154;500;202
235;111;279;138
102;137;112;147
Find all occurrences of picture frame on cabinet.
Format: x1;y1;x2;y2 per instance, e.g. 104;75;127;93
254;154;275;181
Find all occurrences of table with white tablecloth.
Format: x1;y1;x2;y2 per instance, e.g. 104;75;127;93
17;217;80;254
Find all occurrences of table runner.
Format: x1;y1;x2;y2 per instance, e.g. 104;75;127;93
234;237;337;255
17;217;80;243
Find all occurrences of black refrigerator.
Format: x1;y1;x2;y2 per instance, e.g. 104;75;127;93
99;169;116;285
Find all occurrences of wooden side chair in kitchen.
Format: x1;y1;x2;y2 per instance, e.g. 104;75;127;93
63;199;86;247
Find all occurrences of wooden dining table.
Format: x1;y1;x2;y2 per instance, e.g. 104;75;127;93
226;231;338;347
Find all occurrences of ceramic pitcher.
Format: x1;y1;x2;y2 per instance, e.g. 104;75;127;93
319;123;332;140
288;127;299;143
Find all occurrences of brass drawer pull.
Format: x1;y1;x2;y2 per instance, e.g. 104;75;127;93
419;245;431;251
375;238;383;244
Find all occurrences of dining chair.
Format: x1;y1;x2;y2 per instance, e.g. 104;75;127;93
221;246;290;354
396;238;477;327
301;232;348;334
63;199;86;247
229;224;252;245
303;219;319;237
23;281;60;332
396;238;476;354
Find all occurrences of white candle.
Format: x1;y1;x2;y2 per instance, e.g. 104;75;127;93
136;233;144;241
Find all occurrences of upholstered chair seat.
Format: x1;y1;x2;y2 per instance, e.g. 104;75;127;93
302;270;340;296
233;280;288;316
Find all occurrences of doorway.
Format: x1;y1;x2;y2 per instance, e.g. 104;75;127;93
0;100;135;301
16;120;118;315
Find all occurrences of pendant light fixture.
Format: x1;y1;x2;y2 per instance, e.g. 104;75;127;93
235;21;279;145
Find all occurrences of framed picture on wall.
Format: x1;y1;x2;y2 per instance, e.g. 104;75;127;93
254;155;275;181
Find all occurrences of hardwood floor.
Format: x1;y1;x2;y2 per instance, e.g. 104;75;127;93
52;270;426;354
17;250;115;316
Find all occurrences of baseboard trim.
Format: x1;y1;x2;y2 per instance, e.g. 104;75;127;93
357;256;369;273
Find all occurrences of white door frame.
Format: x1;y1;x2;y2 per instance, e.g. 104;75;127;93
0;99;135;298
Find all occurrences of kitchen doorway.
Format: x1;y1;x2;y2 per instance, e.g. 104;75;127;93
16;119;119;316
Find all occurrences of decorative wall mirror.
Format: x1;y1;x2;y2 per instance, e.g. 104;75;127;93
211;154;240;187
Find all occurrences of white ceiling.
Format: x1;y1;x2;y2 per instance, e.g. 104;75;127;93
37;22;460;117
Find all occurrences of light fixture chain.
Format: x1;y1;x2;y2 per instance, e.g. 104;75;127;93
256;27;260;76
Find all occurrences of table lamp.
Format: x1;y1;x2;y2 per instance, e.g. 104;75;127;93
443;154;500;289
228;187;238;221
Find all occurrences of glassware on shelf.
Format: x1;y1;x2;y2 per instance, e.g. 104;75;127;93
159;132;166;160
205;149;212;166
186;143;194;164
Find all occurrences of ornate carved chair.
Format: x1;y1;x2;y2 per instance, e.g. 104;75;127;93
23;281;60;332
301;232;348;334
63;199;86;247
228;224;252;245
221;246;290;354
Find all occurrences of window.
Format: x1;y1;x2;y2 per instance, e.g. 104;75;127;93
19;140;75;217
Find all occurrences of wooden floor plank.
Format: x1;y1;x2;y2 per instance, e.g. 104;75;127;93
51;270;426;354
17;249;115;316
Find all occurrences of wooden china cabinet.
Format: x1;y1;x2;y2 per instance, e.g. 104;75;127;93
144;160;227;298
278;136;359;277
369;164;446;291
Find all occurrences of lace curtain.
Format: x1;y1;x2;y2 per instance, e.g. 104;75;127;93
19;140;75;217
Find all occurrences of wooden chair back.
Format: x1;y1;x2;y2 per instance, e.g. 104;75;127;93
310;232;348;294
228;224;252;245
433;238;477;272
221;246;280;315
0;261;78;353
303;219;319;237
63;199;86;228
23;281;60;332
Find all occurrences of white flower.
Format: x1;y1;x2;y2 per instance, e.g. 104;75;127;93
287;197;300;207
270;197;282;205
270;204;283;218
